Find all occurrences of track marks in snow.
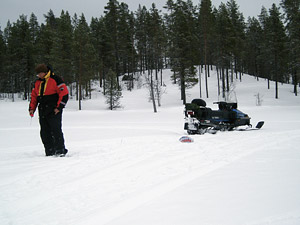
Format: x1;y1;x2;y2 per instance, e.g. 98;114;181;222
65;132;279;225
1;126;298;225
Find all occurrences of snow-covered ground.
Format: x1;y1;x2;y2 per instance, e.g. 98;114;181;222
1;69;300;225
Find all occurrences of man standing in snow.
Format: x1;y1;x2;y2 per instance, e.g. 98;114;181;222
29;64;69;156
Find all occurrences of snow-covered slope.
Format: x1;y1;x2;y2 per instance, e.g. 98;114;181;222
1;69;300;225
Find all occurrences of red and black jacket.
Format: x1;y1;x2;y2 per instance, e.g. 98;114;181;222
29;69;69;116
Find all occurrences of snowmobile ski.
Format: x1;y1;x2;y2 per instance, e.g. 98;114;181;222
255;121;264;129
236;121;264;131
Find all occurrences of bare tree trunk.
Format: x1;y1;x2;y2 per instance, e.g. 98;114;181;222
222;67;226;99
226;67;230;92
294;72;298;96
205;64;209;98
275;54;278;99
180;67;186;105
217;66;220;97
79;46;82;111
199;65;202;98
150;70;157;113
204;37;209;98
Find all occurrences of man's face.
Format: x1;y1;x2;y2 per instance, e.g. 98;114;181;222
37;72;46;79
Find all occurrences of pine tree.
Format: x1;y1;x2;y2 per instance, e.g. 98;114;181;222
50;10;73;85
3;21;12;96
26;13;40;99
90;16;114;91
28;13;40;66
118;3;136;77
215;3;233;99
105;69;122;110
37;10;57;64
281;0;300;96
257;7;272;87
90;17;102;87
147;3;165;79
73;13;97;109
5;15;35;100
227;0;245;81
198;0;214;98
135;5;148;73
104;0;121;84
0;27;7;93
168;0;198;104
164;0;175;67
245;17;263;78
266;4;288;99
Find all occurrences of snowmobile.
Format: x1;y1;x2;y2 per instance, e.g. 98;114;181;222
184;99;264;135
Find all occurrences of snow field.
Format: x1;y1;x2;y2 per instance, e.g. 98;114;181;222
1;69;300;225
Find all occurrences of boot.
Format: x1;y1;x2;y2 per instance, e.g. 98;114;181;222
45;148;54;156
54;149;68;157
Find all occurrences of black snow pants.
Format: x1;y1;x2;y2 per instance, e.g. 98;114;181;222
39;111;66;156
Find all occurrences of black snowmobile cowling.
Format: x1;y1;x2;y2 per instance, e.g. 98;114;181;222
184;99;264;135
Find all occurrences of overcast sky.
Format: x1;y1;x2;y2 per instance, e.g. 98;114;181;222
0;0;281;29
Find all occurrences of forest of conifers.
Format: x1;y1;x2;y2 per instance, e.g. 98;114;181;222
0;0;299;103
